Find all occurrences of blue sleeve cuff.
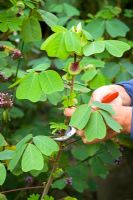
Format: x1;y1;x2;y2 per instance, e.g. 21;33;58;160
117;79;133;106
116;80;133;139
131;108;133;139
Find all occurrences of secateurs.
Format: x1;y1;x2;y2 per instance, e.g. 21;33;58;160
54;91;119;142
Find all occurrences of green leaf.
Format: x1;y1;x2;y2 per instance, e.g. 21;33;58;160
27;194;40;200
0;150;14;160
28;57;51;69
83;41;105;56
0;193;7;200
71;144;100;161
92;101;115;115
81;68;97;82
10;107;24;119
51;25;67;33
70;104;91;130
80;57;105;68
47;92;62;105
73;83;90;93
44;196;54;200
89;157;108;178
21;16;42;43
16;134;33;149
52;178;66;190
89;71;106;89
64;31;81;55
85;111;106;142
106;140;122;159
99;110;122;132
64;197;77;200
63;3;80;17
67;165;88;192
8;144;27;171
33;136;59;156
21;144;44;172
105;40;130;57
16;72;42;102
0;163;6;185
37;9;58;27
85;19;105;39
106;18;129;37
98;150;114;164
39;70;64;94
41;32;69;59
0;134;7;147
27;63;50;73
30;161;48;177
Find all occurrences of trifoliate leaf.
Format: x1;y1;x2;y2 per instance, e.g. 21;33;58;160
83;41;105;56
92;101;115;115
64;31;82;55
106;18;129;37
70;104;91;130
39;70;64;94
21;144;44;172
99;110;122;132
85;111;106;142
105;40;130;57
41;32;69;59
33;136;59;156
0;163;6;185
16;72;42;102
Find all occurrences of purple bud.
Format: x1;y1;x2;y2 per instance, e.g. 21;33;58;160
25;176;33;184
114;157;122;166
0;93;13;109
11;48;22;60
65;177;72;185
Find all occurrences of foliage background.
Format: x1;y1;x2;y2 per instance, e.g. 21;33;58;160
0;0;133;200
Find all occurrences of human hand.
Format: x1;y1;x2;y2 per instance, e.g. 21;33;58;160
90;84;131;106
64;85;132;144
64;105;132;144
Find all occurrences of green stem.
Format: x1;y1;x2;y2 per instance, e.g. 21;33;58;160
41;143;63;199
41;54;78;199
14;41;24;82
1;185;44;194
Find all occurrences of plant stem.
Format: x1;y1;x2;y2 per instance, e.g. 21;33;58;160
41;54;77;199
14;41;24;82
1;186;44;194
41;143;63;199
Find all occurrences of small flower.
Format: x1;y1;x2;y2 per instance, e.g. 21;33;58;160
114;157;122;166
0;93;13;109
0;72;8;82
11;48;22;60
68;62;81;75
25;176;33;184
65;177;72;185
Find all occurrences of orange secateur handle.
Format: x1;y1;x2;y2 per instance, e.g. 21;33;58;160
101;92;119;103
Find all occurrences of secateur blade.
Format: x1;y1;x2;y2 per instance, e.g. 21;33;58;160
54;126;76;142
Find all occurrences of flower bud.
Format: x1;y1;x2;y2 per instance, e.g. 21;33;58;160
0;93;13;109
11;48;22;60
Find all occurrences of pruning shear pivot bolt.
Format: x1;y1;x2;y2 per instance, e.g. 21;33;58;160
54;126;76;141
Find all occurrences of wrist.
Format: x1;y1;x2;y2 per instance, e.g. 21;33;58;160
121;106;132;133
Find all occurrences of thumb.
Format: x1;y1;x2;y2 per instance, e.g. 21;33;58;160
64;107;76;117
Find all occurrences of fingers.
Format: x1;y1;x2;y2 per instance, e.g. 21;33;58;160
77;128;118;144
64;107;76;117
76;130;84;137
